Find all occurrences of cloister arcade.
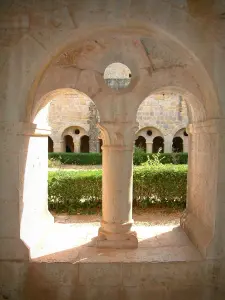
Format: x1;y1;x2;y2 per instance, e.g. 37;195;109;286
1;1;225;298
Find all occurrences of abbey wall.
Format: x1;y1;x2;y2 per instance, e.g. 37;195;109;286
48;92;189;153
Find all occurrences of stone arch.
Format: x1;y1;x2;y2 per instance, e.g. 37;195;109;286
153;136;164;153
136;126;164;140
173;127;189;153
135;136;146;152
134;77;207;125
2;15;224;263
135;126;164;153
22;20;221;125
62;126;88;153
80;135;90;153
64;135;74;153
172;137;183;153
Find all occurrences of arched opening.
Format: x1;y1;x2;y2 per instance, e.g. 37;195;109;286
80;135;90;153
172;137;183;152
18;25;221;262
64;135;74;153
135;136;146;152
48;136;54;152
153;136;164;153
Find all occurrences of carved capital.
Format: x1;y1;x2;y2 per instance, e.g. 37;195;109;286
97;122;138;149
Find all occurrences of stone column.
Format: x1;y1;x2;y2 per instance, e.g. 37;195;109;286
96;139;101;153
183;137;189;152
146;141;153;153
54;139;64;152
73;138;80;153
94;122;138;249
0;122;53;260
181;120;225;258
164;135;173;153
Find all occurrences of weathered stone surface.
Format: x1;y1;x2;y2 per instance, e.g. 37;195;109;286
1;0;225;298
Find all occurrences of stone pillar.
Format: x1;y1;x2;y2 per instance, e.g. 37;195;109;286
73;138;80;153
183;137;189;152
94;122;138;249
146;141;153;153
96;139;101;153
0;122;53;260
164;135;173;153
54;139;64;152
181;120;225;258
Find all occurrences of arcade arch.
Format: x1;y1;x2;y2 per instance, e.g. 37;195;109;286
173;128;189;153
135;127;164;153
2;25;223;264
62;126;88;153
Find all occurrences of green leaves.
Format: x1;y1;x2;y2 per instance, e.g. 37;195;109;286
48;165;188;213
48;152;102;165
48;152;188;166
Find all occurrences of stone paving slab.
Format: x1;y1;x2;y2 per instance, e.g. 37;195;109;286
31;213;202;263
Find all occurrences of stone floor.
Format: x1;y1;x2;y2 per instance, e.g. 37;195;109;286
31;211;202;263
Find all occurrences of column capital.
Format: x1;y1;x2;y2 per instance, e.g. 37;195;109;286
97;121;139;149
0;121;51;137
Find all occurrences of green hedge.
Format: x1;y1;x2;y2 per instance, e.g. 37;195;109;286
48;165;187;213
49;152;188;166
49;152;102;165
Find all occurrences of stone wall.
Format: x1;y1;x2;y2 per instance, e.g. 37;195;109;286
137;93;188;136
48;92;188;152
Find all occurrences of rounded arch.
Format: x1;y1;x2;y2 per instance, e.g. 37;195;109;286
153;136;164;153
173;127;188;138
135;136;146;152
24;19;221;124
135;83;206;126
172;137;183;153
136;126;164;140
64;135;74;153
33;88;100;125
61;125;88;140
80;135;90;153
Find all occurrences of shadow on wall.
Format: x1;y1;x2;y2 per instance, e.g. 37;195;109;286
80;135;90;153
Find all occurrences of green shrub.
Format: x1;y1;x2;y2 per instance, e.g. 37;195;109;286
48;152;102;165
48;158;62;168
49;152;188;166
48;164;187;213
133;147;147;165
133;165;187;209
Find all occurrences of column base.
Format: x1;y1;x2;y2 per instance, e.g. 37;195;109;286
88;228;138;249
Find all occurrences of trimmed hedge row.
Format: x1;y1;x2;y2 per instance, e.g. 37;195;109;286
49;152;102;165
48;165;187;213
49;152;188;166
